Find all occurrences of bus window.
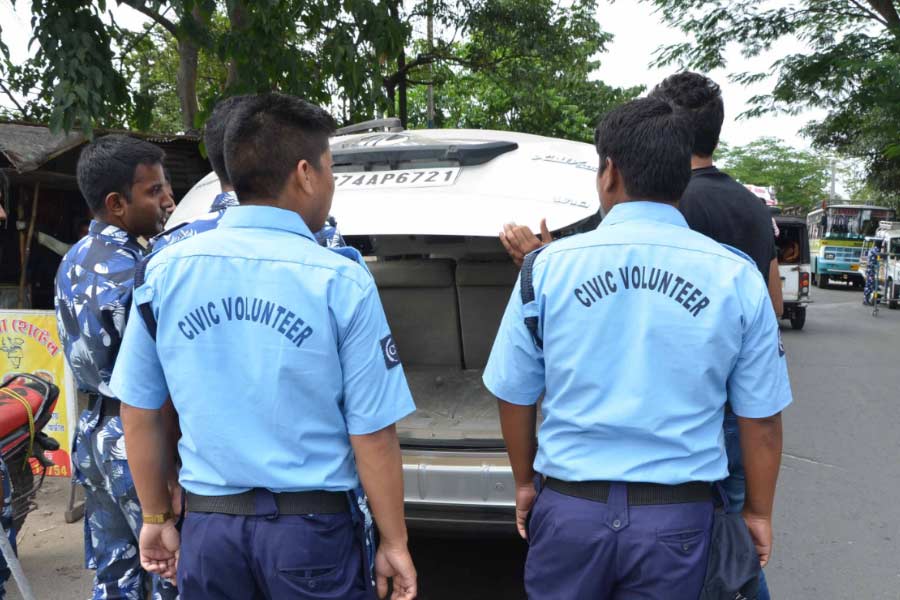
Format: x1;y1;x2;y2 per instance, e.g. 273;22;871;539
860;211;879;237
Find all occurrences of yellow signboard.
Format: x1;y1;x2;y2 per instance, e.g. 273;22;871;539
0;310;76;477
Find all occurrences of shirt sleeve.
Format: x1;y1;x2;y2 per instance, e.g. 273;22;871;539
727;281;793;418
339;281;416;435
109;286;169;409
482;277;545;405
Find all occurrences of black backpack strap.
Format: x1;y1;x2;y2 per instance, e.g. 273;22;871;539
520;247;548;350
133;257;158;341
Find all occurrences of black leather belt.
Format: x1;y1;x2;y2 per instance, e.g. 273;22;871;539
545;478;713;506
186;490;348;516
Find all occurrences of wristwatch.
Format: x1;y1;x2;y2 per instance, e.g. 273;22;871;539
142;511;175;525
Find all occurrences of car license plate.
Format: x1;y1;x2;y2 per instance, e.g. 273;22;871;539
333;168;460;190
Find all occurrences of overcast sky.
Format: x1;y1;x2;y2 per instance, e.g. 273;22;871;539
594;1;826;150
1;0;824;151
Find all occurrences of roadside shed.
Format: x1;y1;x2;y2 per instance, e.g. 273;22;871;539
0;121;209;309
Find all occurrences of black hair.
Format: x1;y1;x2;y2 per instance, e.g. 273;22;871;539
75;135;165;215
75;218;91;238
224;93;336;203
650;72;724;158
204;95;251;186
594;96;694;204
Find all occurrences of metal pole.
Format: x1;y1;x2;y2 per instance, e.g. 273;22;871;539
427;0;435;128
17;183;39;309
830;159;836;203
0;528;36;600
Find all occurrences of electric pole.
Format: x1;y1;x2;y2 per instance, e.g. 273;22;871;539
427;0;435;128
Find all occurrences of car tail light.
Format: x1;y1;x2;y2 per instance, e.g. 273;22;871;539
800;272;810;296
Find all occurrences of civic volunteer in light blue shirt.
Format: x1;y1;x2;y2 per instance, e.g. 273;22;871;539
484;199;791;485
483;97;792;600
112;205;412;495
110;93;418;600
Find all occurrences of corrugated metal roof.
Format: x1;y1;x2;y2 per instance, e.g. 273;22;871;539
0;123;85;173
0;120;201;174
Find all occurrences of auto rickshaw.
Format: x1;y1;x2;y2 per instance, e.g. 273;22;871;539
773;212;811;329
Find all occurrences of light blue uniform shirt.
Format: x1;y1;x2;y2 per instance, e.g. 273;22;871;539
483;201;792;484
110;205;416;496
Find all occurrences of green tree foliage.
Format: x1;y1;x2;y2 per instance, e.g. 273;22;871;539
0;0;405;134
1;1;131;134
715;137;831;212
402;0;642;141
0;0;637;140
121;18;228;132
643;0;900;201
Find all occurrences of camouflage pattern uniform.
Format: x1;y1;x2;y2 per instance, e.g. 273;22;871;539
151;191;345;253
315;215;347;249
864;245;881;305
55;221;178;600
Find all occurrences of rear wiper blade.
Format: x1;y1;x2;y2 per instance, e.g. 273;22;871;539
332;141;518;168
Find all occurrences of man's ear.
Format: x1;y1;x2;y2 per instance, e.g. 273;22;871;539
295;160;314;197
104;192;127;217
601;157;618;194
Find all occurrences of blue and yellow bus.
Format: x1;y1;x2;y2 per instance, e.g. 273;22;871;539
807;204;896;288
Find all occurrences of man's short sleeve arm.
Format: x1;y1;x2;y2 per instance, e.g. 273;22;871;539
727;282;793;418
339;282;416;435
482;278;545;405
109;287;169;409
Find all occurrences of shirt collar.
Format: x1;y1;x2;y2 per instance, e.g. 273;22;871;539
691;166;720;176
210;190;240;212
88;220;143;249
599;201;688;229
218;205;316;241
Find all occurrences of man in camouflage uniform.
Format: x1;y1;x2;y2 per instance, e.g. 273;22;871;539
863;239;883;306
54;135;177;600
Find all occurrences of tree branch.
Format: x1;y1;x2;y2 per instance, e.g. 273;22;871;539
121;1;179;37
864;0;900;28
843;0;889;26
117;7;173;63
0;80;27;116
382;48;528;90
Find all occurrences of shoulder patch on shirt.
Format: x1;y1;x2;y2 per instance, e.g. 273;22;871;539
380;335;401;369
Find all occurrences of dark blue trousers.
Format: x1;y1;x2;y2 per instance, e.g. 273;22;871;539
525;484;714;600
178;506;373;600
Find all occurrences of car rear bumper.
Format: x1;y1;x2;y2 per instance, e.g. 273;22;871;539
401;446;516;534
783;299;810;306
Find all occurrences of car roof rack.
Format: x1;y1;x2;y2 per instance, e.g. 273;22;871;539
332;141;518;168
335;118;404;136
